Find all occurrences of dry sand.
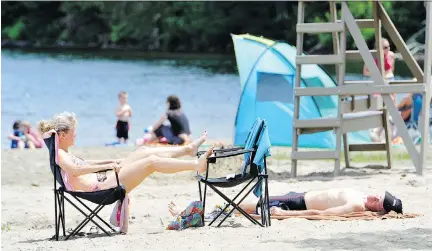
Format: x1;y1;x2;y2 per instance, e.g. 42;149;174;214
2;145;432;251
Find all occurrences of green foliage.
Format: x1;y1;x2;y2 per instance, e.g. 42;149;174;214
0;1;427;53
3;19;25;40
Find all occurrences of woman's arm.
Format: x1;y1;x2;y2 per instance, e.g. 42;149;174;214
363;64;371;76
86;158;125;165
58;150;119;177
152;114;168;131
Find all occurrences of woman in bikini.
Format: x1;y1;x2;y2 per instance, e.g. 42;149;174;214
38;112;213;194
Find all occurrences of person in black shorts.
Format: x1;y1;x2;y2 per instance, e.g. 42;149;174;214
150;95;191;145
115;91;132;143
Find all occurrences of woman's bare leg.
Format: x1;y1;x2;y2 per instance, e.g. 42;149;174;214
102;147;213;193
121;132;207;166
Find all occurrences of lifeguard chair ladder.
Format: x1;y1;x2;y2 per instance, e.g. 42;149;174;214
291;1;431;177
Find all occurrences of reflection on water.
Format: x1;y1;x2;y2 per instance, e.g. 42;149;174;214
1;49;417;148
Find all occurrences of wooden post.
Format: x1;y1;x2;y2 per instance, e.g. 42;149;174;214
419;1;432;175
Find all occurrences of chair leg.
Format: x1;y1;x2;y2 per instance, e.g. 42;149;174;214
198;181;204;226
202;183;208;227
343;133;350;168
208;178;256;226
213;181;264;227
63;196;110;240
55;190;65;239
61;192;66;236
73;196;116;232
71;204;108;238
264;177;271;227
54;190;59;241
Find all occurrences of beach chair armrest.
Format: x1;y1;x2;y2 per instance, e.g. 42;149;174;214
94;169;112;173
207;148;255;160
92;169;121;186
197;147;244;157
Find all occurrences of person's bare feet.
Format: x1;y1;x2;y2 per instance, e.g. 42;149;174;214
197;146;214;173
186;131;207;157
168;201;182;217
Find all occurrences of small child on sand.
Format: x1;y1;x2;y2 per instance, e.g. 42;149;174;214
115;91;133;144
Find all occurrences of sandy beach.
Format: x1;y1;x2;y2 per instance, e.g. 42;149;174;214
2;145;432;251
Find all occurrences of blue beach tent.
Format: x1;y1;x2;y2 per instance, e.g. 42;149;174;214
231;34;370;148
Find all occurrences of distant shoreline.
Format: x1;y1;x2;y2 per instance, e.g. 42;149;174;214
1;40;234;60
2;40;426;62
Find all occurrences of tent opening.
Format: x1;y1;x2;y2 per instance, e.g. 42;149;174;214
256;72;295;103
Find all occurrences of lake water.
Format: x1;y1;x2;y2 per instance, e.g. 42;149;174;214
1;49;415;148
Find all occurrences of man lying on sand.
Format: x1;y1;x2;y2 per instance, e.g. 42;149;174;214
169;188;402;218
251;188;402;216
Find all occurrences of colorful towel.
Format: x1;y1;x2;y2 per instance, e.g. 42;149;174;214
248;211;421;221
167;201;204;230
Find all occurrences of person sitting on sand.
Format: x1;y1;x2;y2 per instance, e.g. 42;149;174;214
38;112;213;194
21;121;44;149
9;120;26;149
149;95;191;145
169;188;402;218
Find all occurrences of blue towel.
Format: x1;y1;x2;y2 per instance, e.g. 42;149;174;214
242;118;264;176
252;122;271;197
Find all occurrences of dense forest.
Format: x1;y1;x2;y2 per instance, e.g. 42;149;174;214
1;1;427;54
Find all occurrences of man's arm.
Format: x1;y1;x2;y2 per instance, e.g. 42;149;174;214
319;203;364;215
271;203;364;216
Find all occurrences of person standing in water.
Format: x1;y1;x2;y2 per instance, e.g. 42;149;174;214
115;91;133;144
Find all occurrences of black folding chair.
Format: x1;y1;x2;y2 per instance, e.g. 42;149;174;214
197;118;271;227
44;133;126;240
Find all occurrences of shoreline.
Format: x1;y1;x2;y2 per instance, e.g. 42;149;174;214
2;40;426;62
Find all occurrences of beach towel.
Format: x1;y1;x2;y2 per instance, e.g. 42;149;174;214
248;211;421;221
167;201;204;230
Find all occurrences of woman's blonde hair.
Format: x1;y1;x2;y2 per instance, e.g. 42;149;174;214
38;112;77;134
